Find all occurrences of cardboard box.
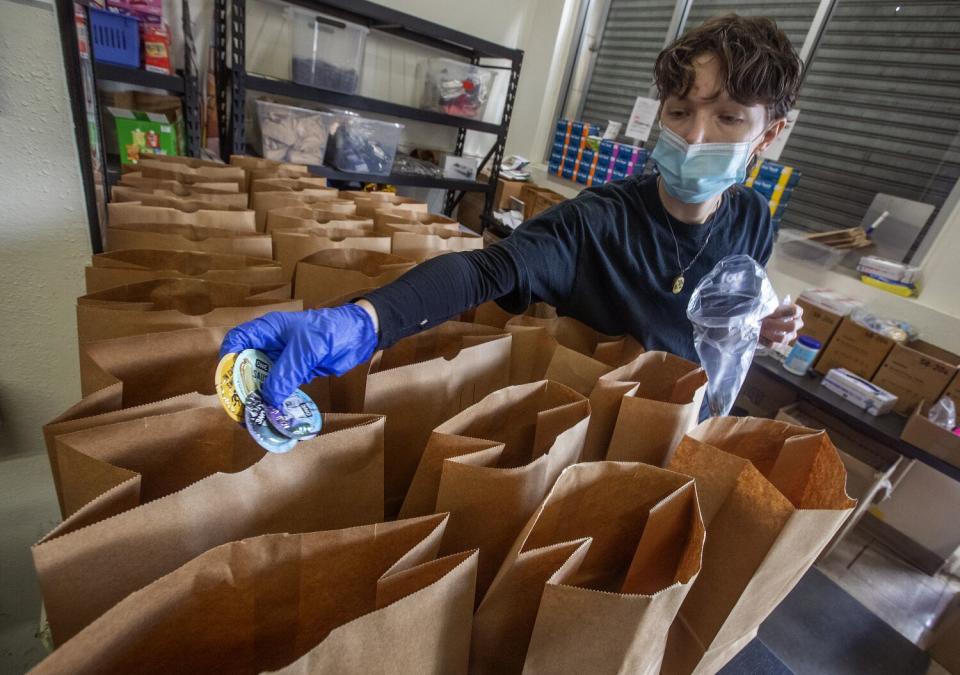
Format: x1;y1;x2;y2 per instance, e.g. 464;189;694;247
944;370;960;411
814;316;896;379
109;106;182;165
901;403;960;468
872;341;960;415
456;190;484;232
795;297;844;349
480;171;526;211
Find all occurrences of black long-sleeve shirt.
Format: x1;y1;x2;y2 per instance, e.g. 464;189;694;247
364;174;775;363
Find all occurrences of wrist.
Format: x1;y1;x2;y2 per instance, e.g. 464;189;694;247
353;299;380;335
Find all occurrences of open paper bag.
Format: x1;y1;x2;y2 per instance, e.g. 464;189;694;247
353;195;427;218
138;158;245;189
33;410;386;644
42;392;218;518
85;249;284;292
373;209;460;232
250;178;340;231
111;183;248;208
400;380;590;597
105;222;272;257
31;515;475;675
116;174;239;194
293;249;415;309
391;227;483;262
266;206;372;233
331;321;512;516
108;201;256;231
75;278;300;343
273;228;391;281
472;461;704;675
581;351;707;464
662;416;856;675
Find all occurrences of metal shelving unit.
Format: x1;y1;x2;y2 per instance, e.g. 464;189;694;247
93;62;186;94
220;0;523;222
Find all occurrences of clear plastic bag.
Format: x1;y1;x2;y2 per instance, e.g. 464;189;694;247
687;255;779;417
928;396;957;431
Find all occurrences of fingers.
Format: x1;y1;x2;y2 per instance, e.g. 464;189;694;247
766;303;804;321
260;323;328;408
761;315;805;345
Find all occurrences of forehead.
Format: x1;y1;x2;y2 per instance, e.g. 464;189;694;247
667;53;737;105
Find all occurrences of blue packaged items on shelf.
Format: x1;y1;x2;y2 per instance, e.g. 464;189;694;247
612;167;627;181
745;159;799;217
576;167;590;185
562;165;575;180
89;7;141;68
821;368;898;416
548;158;560;174
581;148;595;164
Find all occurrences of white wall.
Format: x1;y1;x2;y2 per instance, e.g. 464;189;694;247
0;0;92;456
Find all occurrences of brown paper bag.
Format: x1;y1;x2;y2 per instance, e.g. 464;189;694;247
400;380;590;596
229;154;309;191
341;189;400;201
391;227;483;262
273;228;391;281
266;206;372;233
111;184;248;208
373;209;460;231
116;174;239;194
353;195;428;218
85;249;284;292
33;410;387;645
250;178;340;231
662;416;856;675
472;461;704;675
105;222;272;258
293;249;416;309
469;300;556;329
43;392;218;518
581;351;707;464
502;319;645;396
78;326;225;401
75;278;300;343
107;200;256;231
138;158;245;189
332;321;512;516
32;515;475;675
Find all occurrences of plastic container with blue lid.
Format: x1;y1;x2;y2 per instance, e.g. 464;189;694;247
783;335;822;376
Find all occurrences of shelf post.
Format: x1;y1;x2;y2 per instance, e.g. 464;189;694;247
182;0;202;157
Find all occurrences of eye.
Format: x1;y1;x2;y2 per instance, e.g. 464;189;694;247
720;115;744;124
668;109;688;118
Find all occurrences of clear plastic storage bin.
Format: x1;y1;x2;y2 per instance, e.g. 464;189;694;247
290;8;368;95
256;100;334;165
325;111;403;176
775;229;848;271
417;58;498;120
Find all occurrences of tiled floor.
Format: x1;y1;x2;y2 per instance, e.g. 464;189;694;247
816;524;960;650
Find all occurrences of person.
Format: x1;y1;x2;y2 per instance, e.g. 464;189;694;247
223;14;805;408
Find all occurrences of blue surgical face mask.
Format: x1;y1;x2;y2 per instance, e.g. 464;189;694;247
651;125;759;204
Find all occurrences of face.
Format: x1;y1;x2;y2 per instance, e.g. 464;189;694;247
660;53;785;156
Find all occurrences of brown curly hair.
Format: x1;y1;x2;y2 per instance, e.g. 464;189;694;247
654;14;802;120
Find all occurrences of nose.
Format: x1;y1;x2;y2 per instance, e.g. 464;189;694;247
681;113;708;145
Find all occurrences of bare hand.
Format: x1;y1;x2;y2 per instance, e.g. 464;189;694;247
761;303;804;345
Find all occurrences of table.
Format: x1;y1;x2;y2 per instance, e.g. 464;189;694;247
750;355;960;483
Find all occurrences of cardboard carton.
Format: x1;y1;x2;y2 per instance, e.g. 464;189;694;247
814;317;896;379
872;341;960;415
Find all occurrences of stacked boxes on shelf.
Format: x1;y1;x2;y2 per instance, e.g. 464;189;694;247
744;159;800;226
548;119;649;187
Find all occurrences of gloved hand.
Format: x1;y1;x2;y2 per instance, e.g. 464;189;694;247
220;303;378;407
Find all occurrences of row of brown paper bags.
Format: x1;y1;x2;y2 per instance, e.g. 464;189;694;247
61;319;645;519
41;315;852;670
104;204;480;269
35;392;853;675
108;175;443;234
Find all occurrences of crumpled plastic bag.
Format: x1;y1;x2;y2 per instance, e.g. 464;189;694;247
928;396;957;430
687;255;778;417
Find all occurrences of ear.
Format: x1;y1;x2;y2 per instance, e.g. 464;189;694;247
754;117;788;156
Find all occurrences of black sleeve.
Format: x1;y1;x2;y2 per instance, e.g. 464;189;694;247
363;200;585;348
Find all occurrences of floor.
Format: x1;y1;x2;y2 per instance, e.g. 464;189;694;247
816;525;960;651
1;450;958;674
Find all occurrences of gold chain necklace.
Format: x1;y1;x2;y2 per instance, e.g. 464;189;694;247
658;179;722;294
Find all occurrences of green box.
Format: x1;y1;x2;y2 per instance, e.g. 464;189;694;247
109;107;183;165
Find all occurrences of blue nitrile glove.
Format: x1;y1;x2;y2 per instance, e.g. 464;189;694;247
220;303;378;407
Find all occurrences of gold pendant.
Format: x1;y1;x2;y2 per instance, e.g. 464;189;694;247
672;275;685;294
